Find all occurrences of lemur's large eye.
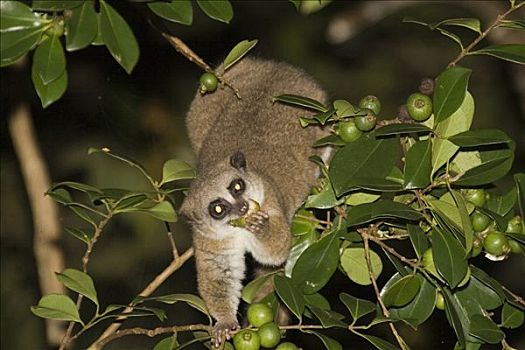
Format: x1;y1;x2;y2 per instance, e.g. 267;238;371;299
228;178;245;196
208;199;231;220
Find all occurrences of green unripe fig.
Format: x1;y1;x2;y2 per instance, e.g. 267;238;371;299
463;189;486;208
359;95;381;115
483;231;510;256
508;239;523;254
247;303;273;327
199;72;218;94
257;322;281;348
435;292;445;310
406;92;432;121
337;120;362;142
355;110;377;132
471;211;491;232
233;329;260;350
276;343;299;350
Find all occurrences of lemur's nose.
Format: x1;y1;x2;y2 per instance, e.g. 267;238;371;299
237;200;249;215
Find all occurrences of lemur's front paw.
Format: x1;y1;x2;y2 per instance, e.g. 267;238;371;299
212;320;240;347
245;211;269;234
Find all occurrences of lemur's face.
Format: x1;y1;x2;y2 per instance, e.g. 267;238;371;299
180;152;264;237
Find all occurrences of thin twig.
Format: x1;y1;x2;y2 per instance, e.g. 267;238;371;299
501;285;525;308
165;222;179;259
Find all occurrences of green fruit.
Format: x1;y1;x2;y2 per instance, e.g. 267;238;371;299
199;72;218;93
276;343;299;350
358;95;381;115
406;92;432;121
464;189;486;208
506;216;523;234
355;111;377;132
508;239;523;254
257;322;281;348
483;231;510;256
247;303;273;327
233;329;260;350
471;211;490;232
338;120;362;142
435;292;445;310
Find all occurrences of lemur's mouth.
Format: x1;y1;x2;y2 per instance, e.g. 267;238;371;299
228;199;261;228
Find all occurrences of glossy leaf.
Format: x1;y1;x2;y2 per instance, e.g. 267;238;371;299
136;201;177;222
407;224;429;258
31;294;82;323
501;303;524;329
381;274;421;308
404;140;432;189
137;293;210;316
51;181;103;195
196;0;233;24
450;190;473;253
65;227;93;244
470;266;505;302
148;0;193;25
346;200;422;227
274;275;305;321
291;217;344;294
33;34;66;85
355;333;398;350
515;173;525;233
340;247;383;286
312;109;335;125
374;123;432;136
432;227;468;288
153;335;179;350
285;230;318;277
330;137;400;196
305;179;341;209
442;289;467;348
65;1;98;51
435;27;463;50
456;274;503;311
434;18;481;33
1;1;48;30
308;306;346;328
486;187;516;216
469;315;504;344
470;44;525;65
333;99;354;118
114;193;148;211
273;94;328;112
304;331;342;350
477;207;507;232
161;159;195;185
449;129;512;147
99;1;139;74
32;1;83;10
241;271;276;303
304;293;330;311
497;19;525;30
389;274;436;327
32;66;67;108
313;134;345;147
56;269;98;306
433;66;471;123
223;39;258;71
345;191;381;206
339;293;376;321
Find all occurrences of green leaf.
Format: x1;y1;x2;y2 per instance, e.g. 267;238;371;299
113;193;148;211
432;227;468;288
487;187;517;216
434;18;481;33
291;217;344;294
389;274;436;327
313;134;345;147
139;293;210;317
442;289;467;348
333;99;355;118
435;27;464;50
289;0;301;10
273;94;328;112
223;39;258;71
308;306;346;328
432;92;474;175
305;179;341;209
31;294;82;324
339;293;376;321
346;200;422;227
501;303;524;329
160;159;195;185
449;129;512;147
345;191;381;206
99;0;139;74
1;1;48;30
374;123;432;136
153;335;179;350
470;266;505;303
148;0;193;25
470;44;525;65
457;274;503;311
32;66;67;108
450;190;473;254
33;34;66;85
407;224;429;258
51;181;103;195
32;1;83;10
312;109;335;125
355;333;398;350
56;269;98;306
274;275;305;321
515;174;525;233
133;201;177;222
497;19;525;30
477;207;508;232
404;140;432;189
329;137;400;196
469;315;505;344
65;1;98;51
433;66;472;123
285;229;318;276
381;274;421;308
340;247;383;286
304;331;342;350
196;0;233;24
241;271;276;303
65;227;93;244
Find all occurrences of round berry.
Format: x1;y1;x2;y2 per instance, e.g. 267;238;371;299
359;95;381;115
508;239;523;254
199;72;218;93
247;303;273;327
464;189;486;208
406;92;432;121
483;231;510;256
355;110;377;132
276;343;299;350
257;322;281;348
337;120;362;142
435;292;445;310
233;329;260;350
471;211;490;232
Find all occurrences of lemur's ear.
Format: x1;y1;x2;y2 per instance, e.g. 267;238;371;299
230;151;246;171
